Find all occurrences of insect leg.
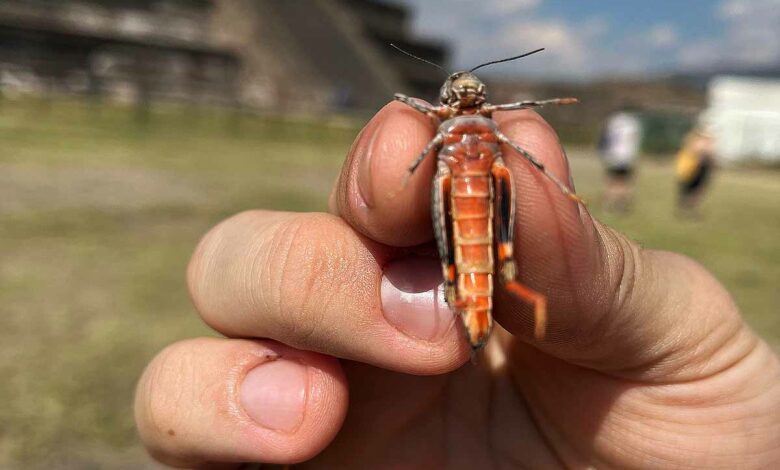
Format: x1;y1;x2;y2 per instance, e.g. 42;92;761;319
495;131;585;204
492;158;548;340
492;157;516;276
400;133;445;188
489;97;578;112
394;93;436;114
506;280;548;341
431;161;457;307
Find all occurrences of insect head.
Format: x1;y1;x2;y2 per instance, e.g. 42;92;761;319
439;72;487;108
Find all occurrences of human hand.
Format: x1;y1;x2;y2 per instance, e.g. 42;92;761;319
135;103;780;469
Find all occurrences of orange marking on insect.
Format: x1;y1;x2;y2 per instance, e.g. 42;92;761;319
447;265;457;282
505;281;547;340
458;245;492;268
456;218;490;237
474;310;490;330
458;273;493;302
453;176;490;194
451;197;490;217
460;272;491;292
497;242;513;260
463;308;492;349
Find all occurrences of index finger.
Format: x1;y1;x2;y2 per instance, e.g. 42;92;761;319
329;101;438;246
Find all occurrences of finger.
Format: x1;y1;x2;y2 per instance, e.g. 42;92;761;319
135;338;347;468
490;111;757;382
330;101;438;246
187;210;469;376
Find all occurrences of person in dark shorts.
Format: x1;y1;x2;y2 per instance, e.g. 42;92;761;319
607;165;634;179
676;127;715;218
598;106;643;213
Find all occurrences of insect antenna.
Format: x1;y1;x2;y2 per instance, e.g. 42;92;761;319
469;48;545;73
390;43;449;74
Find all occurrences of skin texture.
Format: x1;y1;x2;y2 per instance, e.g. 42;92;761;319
134;102;780;469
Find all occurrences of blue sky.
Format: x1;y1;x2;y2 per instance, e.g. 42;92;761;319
393;0;780;80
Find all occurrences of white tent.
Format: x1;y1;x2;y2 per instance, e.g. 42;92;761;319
704;76;780;164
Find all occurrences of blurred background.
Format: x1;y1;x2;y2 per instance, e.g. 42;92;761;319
0;0;777;468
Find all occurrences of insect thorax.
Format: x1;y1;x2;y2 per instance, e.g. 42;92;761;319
438;116;501;170
439;115;497;135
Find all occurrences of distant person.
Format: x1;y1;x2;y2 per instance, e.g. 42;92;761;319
598;106;643;213
676;126;716;218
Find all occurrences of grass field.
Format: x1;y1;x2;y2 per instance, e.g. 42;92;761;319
1;99;778;468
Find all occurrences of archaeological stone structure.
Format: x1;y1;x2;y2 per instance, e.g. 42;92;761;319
0;0;448;113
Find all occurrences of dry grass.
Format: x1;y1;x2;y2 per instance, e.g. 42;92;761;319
0;99;778;468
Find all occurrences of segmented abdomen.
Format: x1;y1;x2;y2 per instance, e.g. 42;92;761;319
451;174;494;347
438;115;499;349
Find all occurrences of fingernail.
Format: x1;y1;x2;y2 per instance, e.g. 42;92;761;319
240;358;308;432
357;118;383;208
381;256;453;341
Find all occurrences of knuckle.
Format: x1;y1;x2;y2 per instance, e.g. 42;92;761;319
268;214;362;345
576;223;642;345
609;229;641;319
187;210;245;313
186;210;372;347
187;210;263;294
187;210;281;326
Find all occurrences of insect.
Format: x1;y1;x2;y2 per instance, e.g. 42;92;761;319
392;45;584;351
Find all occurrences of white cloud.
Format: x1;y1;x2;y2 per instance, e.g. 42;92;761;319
497;20;589;69
648;24;679;48
397;0;780;79
717;0;777;19
398;0;548;69
718;0;749;18
681;0;780;68
397;0;650;79
491;0;541;15
678;42;721;69
450;17;619;79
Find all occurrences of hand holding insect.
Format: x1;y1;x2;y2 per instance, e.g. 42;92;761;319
392;55;583;349
136;101;780;469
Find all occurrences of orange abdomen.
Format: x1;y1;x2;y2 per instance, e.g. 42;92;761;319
451;174;494;347
438;115;501;348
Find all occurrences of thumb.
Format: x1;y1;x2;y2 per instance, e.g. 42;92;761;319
493;111;755;382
